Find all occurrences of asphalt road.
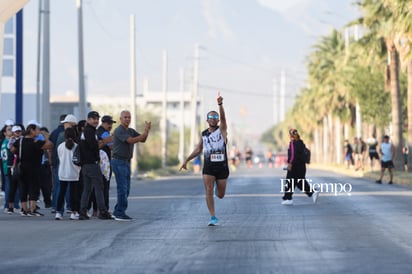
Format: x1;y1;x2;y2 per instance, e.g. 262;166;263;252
1;166;412;274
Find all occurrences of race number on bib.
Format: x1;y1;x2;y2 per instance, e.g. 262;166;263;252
211;153;225;162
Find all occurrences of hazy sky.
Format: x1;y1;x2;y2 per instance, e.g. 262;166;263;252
20;0;359;136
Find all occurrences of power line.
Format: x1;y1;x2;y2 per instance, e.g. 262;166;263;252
202;46;308;76
84;1;126;40
199;84;297;98
202;47;275;75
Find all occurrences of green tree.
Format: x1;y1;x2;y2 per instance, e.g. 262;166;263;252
357;0;404;168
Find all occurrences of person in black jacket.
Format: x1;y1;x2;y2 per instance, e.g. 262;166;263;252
78;111;112;220
281;128;319;205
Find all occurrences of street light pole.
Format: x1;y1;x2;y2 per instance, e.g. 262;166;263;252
41;0;50;128
190;43;199;151
130;14;138;177
77;0;86;120
161;50;168;168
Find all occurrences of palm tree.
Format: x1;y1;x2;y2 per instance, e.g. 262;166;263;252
305;29;355;163
356;0;404;169
382;0;412;170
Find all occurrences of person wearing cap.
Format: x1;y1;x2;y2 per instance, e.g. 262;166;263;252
89;115;115;213
111;110;151;221
56;127;82;220
4;119;14;126
281;128;319;206
1;124;21;213
78;111;112;220
52;114;78;214
11;121;53;216
6;125;24;214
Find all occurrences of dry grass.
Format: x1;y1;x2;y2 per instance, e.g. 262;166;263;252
310;163;412;186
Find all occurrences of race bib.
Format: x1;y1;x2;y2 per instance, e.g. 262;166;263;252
211;153;225;162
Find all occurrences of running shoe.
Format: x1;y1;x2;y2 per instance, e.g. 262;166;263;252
281;199;293;206
114;215;133;222
98;211;113;220
31;210;44;217
7;208;14;214
25;211;35;217
79;212;90;220
70;213;80;220
55;212;63;220
312;191;320;204
208;216;218;226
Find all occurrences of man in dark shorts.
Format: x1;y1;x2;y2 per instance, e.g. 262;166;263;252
180;92;229;226
376;135;395;184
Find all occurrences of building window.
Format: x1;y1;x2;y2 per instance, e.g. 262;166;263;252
5;18;14;34
2;59;14;77
3;38;13;55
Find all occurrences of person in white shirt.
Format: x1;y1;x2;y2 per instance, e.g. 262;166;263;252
56;127;81;220
376;135;396;184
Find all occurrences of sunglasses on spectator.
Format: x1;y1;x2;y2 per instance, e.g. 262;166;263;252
207;115;219;119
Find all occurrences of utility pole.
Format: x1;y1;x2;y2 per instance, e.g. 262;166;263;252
178;67;185;163
272;77;278;125
356;101;362;137
41;0;50;128
130;14;138;177
15;10;23;124
279;69;286;122
161;50;168;168
36;0;42;122
77;0;86;120
190;43;199;151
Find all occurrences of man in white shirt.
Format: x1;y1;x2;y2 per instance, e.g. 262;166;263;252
376;135;395;184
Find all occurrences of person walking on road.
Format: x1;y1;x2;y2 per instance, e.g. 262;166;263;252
281;128;319;206
111;110;151;221
376;135;396;184
180;92;229;226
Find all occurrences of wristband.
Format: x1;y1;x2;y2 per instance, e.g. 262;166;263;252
218;103;222;105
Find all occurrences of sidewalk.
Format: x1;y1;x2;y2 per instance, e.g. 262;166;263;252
310;163;412;186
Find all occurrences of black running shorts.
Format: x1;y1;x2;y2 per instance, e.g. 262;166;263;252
381;160;394;169
203;165;229;180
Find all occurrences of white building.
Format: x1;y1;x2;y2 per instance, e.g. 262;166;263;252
89;89;201;128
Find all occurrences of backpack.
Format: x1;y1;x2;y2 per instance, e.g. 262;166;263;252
72;144;82;166
304;146;311;164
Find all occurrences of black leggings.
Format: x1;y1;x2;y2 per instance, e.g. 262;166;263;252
57;181;82;213
19;167;41;202
282;164;313;200
7;168;20;205
39;163;52;206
